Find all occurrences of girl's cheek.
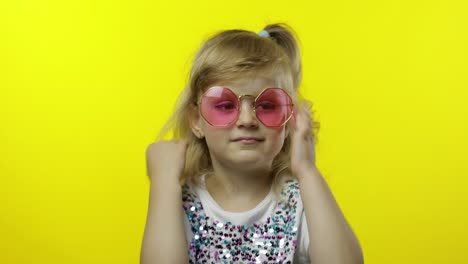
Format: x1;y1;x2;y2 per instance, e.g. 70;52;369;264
270;133;286;153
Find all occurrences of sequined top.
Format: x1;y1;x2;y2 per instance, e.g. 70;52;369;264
181;176;311;263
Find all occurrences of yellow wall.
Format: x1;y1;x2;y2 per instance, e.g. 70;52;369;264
1;0;467;263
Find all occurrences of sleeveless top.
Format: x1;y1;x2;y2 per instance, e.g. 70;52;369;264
181;178;307;263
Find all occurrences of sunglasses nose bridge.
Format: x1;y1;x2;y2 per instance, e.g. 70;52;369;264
236;94;259;124
238;94;256;107
237;94;257;115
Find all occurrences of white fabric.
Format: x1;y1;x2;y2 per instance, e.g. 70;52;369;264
183;176;311;263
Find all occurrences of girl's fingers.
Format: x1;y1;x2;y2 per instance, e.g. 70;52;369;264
301;107;314;140
292;103;314;140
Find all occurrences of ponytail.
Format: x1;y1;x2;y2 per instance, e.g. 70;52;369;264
262;23;302;91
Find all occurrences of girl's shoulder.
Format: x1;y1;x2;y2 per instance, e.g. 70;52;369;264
281;178;300;193
277;177;302;205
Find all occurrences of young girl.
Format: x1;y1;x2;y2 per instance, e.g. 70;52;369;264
141;24;363;264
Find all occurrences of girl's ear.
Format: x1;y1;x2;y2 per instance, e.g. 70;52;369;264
189;104;204;139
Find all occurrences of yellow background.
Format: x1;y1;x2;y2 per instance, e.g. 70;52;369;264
1;0;467;263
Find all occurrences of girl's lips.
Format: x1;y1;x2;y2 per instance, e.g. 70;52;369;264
232;138;264;144
232;137;264;141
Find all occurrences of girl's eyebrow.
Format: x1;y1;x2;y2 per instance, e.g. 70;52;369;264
223;86;281;97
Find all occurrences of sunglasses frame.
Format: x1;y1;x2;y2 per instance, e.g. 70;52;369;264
195;86;295;128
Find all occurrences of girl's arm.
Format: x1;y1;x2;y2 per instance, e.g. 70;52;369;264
140;141;189;264
291;103;363;264
140;181;188;264
298;166;364;264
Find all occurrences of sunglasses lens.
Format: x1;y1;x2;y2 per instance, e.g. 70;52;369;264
255;88;293;127
200;87;238;126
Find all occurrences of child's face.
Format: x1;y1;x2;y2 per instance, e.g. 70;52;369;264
192;74;289;170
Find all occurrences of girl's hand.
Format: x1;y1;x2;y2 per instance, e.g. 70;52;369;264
290;102;317;180
145;140;188;185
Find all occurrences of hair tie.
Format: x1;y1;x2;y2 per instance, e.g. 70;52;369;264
258;30;270;38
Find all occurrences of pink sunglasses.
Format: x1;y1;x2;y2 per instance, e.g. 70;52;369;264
196;86;295;127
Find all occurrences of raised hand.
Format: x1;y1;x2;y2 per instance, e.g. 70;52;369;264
290;101;317;180
145;139;188;186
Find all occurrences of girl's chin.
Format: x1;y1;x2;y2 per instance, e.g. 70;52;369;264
225;155;269;167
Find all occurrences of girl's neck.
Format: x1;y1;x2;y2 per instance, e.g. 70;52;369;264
205;162;273;212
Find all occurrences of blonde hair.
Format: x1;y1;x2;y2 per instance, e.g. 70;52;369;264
155;23;320;201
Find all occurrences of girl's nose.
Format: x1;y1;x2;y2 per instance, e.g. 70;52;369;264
235;100;259;127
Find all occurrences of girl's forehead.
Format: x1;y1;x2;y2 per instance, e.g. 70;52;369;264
217;76;282;95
